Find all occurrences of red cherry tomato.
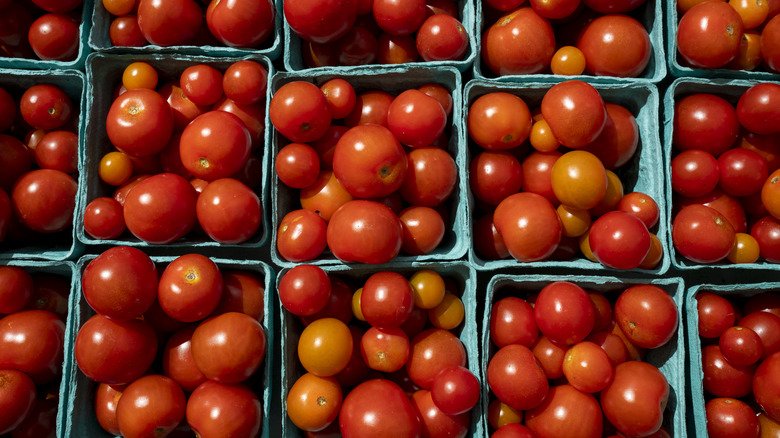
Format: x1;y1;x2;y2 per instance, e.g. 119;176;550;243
525;384;604;438
11;169;77;233
106;88;174;157
158;254;223;323
737;83;780;135
0;369;36;435
223;60;268;105
430;365;479;415
360;271;414;328
671;149;720;197
589;211;652;269
601;361;668;437
116;375;186;438
702;344;755;398
387;89;447;148
279;264;331;316
705;398;760;438
615;284;678;349
577;14;651;77
191;312;266;383
326;200;403;264
186;380;263;437
534;281;595;346
196;178;262;244
672;204;736;263
416;14;469;61
406;328;466;389
0;266;33;314
541;80;607;149
493;192;562;262
20;84;72;132
161;325;207;393
206;0;275;48
123;173;198;244
276;209;327;262
673;93;740;157
696;291;736;338
338;379;421;436
136;0;202;46
677;1;743;68
753;352;780;422
0;310;65;384
481;7;555;75
28;13;79;61
487;344;548;410
284;0;358;43
270;81;332;143
399;146;457;207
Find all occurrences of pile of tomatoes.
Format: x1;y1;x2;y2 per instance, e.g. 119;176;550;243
271;76;460;264
670;82;780;265
479;0;652;77
0;80;79;250
83;59;268;245
285;0;470;67
99;0;276;50
486;280;678;437
675;0;780;72
280;264;478;437
694;290;780;437
469;80;663;270
0;264;70;437
0;0;84;62
73;247;268;437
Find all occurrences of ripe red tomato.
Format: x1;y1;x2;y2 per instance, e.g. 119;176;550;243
136;0;202;46
702;344;755;398
696;291;736;338
705;398;760;438
211;270;265;321
116;375;186;438
109;15;147;47
562;341;613;393
468;92;532;150
0;310;64;384
387;89;447;148
106;88;174;157
672;204;736;263
751;215;780;262
399;205;445;255
488;343;548;410
719;326;763;366
223;60;268;105
206;0;275;48
338;379;421;437
74;314;157;384
161;325;207;393
430;365;479;415
762;15;780;71
481;7;555;75
541;80;607;149
0;266;33;314
490;297;538;348
671;149;720;197
673;93;740;156
11;169;77;234
332;124;408;198
191;312;266;383
0;369;36;435
399;146;457;207
525;384;603;438
600;361;668;437
411;389;470;438
0;135;32;193
583;103;639;170
740;311;780;358
34;130;78;174
94;382;125;435
534;281;595;346
753;351;780;422
275;143;320;189
577;14;650;77
158;254;223;322
360;326;410;372
737;83;780;135
123;173;198;244
276;209;327;262
615;284;678;349
279;264;331;316
82;246;158;320
326;200;403;264
677;1;743;68
719;148;768;197
180;111;251;181
493;192;562;262
679;188;747;233
196;178;262;244
360;271;414;328
28;13;79;61
186;380;263;437
211;97;266;150
284;0;358;43
406;328;466;389
589;211;652;269
416;14;469;62
270;81;332;143
469;151;522;206
373;0;426;36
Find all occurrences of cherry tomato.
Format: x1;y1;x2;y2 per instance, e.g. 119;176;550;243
212;270;265;321
677;1;743;68
719;326;763;366
0;310;64;384
672;204;736;263
615;284;678;349
589;211;652;269
490;296;538;348
279;265;331;316
326;200;403;264
360;271;414;328
332;124;407;198
493;192;562;262
407;328;466;389
387;89;447;148
562;341;613;393
583;103;639;169
0;266;34;314
338;379;421;437
696;291;736;338
223;60;268;105
28;13;79;61
0;369;36;435
673;93;740;157
284;0;358;43
297;317;352;377
136;0;202;46
487;344;548;410
702;344;755;398
116;375;186;438
399;146;457;207
12;169;77;233
360;326;410;372
158;254;223;322
534;281;595;345
286;373;342;432
600;361;668;437
578;14;650;77
718;148;768;197
206;0;275;48
191;312;266;383
123;173;198;244
706;397;760;438
416;14;469;61
106;88;174;157
550;150;607;210
525;384;604;438
671;149;720;197
196;178;262;244
467;92;532;150
753;351;780;422
481;7;556;75
276;209;328;262
270;81;332;143
161;325;207;393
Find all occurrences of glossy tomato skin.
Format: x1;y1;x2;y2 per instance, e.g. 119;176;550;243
577;14;650;77
541;80;607;149
399;146;457;207
673;94;739;156
284;0;358;44
206;0;275;48
158;254;223;322
737;83;780;135
677;1;743;68
600;361;668;437
672;204;736;263
276;209;327;262
332;124;408;198
82;246;158;320
430;365;480;416
702;344;755;398
705;397;759;438
11;169;77;233
490;296;538;348
525;384;603;438
0;369;36;435
74;314;157;384
180;111;252;181
534;281;595;346
278;264;331;316
406;328;466;389
270;81;332;143
493;192;562;262
469;151;523;206
196;178;262;244
615;285;678;349
106;88;174;157
468;92;532;150
589;211;652;269
0;310;65;384
754;351;780;422
161;325;207;393
762;15;780;72
0;266;33;314
116;375;186;438
361;271;414;328
186;380;263;438
20;84;72;131
339;379;421;437
482;7;555;75
286;372;342;432
671;149;720;197
137;0;202;46
696;292;735;338
751;215;780;262
28;13;79;61
191;312;266;383
387;89;447;148
583;103;639;170
411;389;469;438
416;14;469;62
123;173;198;244
487;343;548;411
326;200;403;264
740;311;780;358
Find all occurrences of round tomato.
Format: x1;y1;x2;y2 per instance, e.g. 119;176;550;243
0;310;64;384
718;148;768;197
481;7;555;75
206;0;275;48
360;326;410;372
278;264;331;317
212;270;265;321
387;89;447;148
270;81;332;143
107;89;174;157
762;14;780;71
0;266;33;314
488;343;548;411
406;328;466;389
615;284;678;349
284;0;358;43
490;297;538;348
696;291;736;338
186;380;263;437
136;0;202;46
737;83;780;135
672;204;736;263
339;379;421;437
677;1;743;68
706;398;760;438
0;369;36;435
550;150;607;210
34;130;78;174
196;178;262;244
534;281;595;345
467;92;532;150
525;384;603;438
123;173;198;244
671;149;720;197
719;326;763;366
191;312;266;383
493;192;562;262
541;80;607;149
276;209;328;262
416;14;469;62
399;146;457;207
577;14;650;77
28;13;79;61
299;170;354;222
600;361;668;437
740;311;780;358
11;169;77;233
297;317;352;377
583;103;639;169
161;326;207;393
589;211;652;269
360;271;414;328
673;93;739;156
180;111;252;181
753;351;780;422
158;254;223;322
116;375;186;438
562;341;613;393
751;215;780;262
326;200;403;264
223;60;268;105
702;344;755;398
399;206;445;255
286;373;342;432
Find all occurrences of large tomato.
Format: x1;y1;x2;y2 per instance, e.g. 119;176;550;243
206;0;275;48
332;124;408;198
326;200;403;264
541;81;607;149
81;246;158;320
493;192;562;262
672;204;736;263
0;310;64;384
339;379;421;437
11;169;77;233
577;14;651;77
525;385;603;438
136;0;202;46
481;7;555;76
123;173;198;244
106;88;174;157
673;93;740;156
677;0;743;68
615;285;678;349
180;111;252;181
600;361;668;437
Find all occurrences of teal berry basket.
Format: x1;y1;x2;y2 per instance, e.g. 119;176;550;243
269;65;470;268
465;79;670;275
663;77;780;271
0;260;77;438
63;255;275;438
482;274;686;437
684;281;780;437
0;68;85;262
88;0;283;60
279;261;481;437
0;0;93;70
77;52;272;253
282;0;477;71
473;0;666;83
